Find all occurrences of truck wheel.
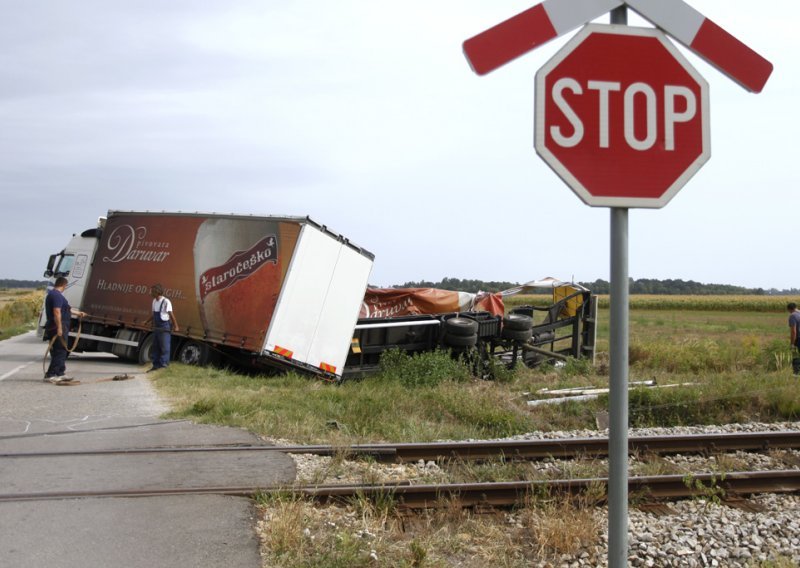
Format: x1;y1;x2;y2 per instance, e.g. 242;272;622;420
177;340;211;366
443;333;477;347
503;314;533;331
444;317;479;337
502;328;531;342
137;334;154;365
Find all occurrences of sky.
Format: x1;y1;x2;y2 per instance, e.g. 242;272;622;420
1;1;797;290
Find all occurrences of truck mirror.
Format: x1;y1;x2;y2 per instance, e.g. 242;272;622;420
46;254;56;273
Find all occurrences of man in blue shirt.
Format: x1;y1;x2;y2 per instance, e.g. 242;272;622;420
44;277;86;384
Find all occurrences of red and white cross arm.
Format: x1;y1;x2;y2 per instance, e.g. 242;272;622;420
463;0;623;75
626;0;773;92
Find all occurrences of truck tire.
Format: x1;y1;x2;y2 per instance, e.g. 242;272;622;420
444;317;479;337
443;333;478;347
176;340;211;366
503;313;533;331
137;333;154;365
502;328;532;342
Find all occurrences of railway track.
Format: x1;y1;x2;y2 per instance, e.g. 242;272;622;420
1;430;798;509
4;430;800;462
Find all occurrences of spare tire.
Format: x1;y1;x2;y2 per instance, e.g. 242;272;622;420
444;317;479;337
443;333;478;347
503;313;533;331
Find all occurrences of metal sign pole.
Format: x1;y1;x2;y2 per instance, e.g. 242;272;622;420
607;11;629;568
608;207;629;567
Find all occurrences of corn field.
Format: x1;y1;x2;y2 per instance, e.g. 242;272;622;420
0;290;43;330
506;294;796;313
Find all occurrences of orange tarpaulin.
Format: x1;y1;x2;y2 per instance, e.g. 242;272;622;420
360;288;504;319
359;279;586;320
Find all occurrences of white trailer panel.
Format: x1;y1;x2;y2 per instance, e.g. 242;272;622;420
263;225;372;376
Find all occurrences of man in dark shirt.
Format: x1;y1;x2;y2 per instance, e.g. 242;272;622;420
44;277;85;384
789;303;800;348
788;303;800;376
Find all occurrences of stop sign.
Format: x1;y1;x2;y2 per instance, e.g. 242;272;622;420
535;25;710;208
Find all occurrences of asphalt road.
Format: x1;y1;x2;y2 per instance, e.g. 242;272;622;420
0;331;296;568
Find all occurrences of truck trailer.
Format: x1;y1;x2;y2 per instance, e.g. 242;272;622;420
40;211;374;379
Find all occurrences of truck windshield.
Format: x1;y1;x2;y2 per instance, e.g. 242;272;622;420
55;254;75;276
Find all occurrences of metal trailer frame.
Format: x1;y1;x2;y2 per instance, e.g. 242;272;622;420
342;290;597;380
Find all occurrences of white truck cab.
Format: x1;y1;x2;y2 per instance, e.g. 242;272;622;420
38;219;105;334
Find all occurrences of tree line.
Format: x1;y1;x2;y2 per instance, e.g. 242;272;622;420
1;279;48;289
397;277;799;296
6;276;798;296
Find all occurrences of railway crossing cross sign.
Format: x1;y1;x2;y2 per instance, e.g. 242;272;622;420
463;0;772;207
534;25;710;208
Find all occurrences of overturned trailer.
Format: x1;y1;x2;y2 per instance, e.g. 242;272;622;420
344;279;597;379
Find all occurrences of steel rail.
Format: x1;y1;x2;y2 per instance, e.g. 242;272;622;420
299;470;800;509
1;470;797;507
3;431;799;462
361;431;800;462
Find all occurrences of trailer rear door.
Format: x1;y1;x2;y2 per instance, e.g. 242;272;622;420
263;224;373;377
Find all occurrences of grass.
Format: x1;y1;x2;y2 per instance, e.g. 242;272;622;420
153;350;799;445
155;357;541;444
255;490;603;567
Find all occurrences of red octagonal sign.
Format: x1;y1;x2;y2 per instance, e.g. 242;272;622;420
535;24;710;208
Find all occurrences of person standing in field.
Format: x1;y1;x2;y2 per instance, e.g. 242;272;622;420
789;303;800;348
149;284;179;372
788;303;800;375
44;276;86;384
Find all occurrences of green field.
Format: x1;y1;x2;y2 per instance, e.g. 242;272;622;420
145;294;800;444
508;293;794;373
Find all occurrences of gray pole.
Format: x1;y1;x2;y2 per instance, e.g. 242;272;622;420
608;207;629;567
608;8;629;568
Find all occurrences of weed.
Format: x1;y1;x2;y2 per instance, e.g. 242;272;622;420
713;453;748;474
350;488;397;526
408;539;428;567
549;457;607;480
629;452;683;477
559;356;594;378
378;349;471;388
515;491;602;558
445;455;533;484
682;472;727;506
